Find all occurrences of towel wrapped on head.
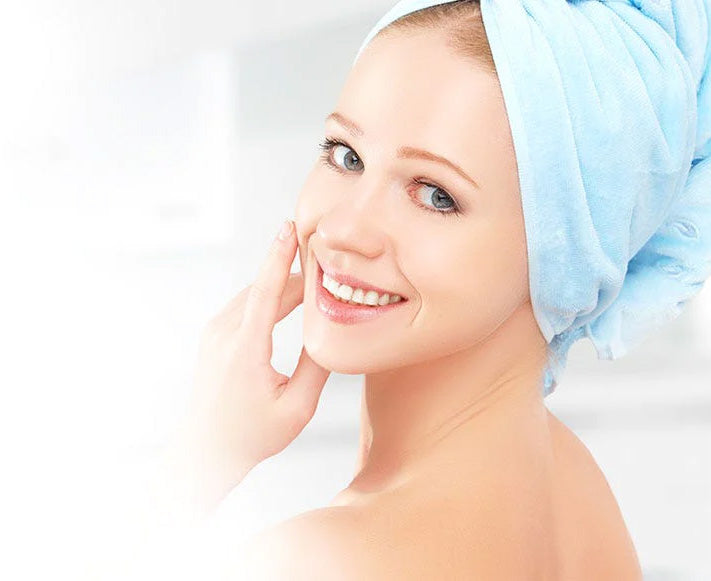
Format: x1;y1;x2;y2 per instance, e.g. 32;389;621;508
353;0;711;396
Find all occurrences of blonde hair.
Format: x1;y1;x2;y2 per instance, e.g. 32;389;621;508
374;0;496;76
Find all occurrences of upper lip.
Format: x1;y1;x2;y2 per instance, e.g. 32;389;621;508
318;258;407;299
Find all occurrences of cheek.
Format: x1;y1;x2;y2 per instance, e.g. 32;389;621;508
407;222;528;330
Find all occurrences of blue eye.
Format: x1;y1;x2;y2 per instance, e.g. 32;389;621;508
321;139;363;172
317;137;463;219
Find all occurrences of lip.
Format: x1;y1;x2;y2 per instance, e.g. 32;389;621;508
315;261;409;325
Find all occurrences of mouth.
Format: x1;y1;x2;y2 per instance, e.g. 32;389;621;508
314;260;409;325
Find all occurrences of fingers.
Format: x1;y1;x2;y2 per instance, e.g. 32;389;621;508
240;219;299;360
277;345;330;421
209;286;251;331
213;272;303;336
277;271;305;317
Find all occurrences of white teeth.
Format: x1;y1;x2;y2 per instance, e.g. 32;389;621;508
336;285;353;301
322;273;402;306
363;290;380;306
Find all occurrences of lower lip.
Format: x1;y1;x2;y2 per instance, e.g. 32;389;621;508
315;263;408;325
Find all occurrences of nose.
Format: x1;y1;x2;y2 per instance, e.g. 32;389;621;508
315;187;389;260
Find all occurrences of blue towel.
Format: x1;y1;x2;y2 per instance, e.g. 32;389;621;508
353;0;711;396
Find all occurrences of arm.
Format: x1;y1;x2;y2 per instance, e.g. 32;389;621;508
146;425;256;527
87;430;257;579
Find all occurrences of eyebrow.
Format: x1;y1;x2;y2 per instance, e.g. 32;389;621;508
325;111;480;189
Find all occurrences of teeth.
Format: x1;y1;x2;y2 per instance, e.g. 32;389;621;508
364;290;380;306
336;284;353;301
322;273;402;306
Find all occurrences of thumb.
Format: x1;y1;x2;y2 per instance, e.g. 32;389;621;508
278;346;330;421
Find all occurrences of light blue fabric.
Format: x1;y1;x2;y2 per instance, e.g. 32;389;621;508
352;0;711;396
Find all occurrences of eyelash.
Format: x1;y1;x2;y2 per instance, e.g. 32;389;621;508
317;137;463;219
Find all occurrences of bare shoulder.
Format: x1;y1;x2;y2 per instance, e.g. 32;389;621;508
546;409;644;580
546;408;623;496
225;488;541;581
226;499;481;581
227;506;371;581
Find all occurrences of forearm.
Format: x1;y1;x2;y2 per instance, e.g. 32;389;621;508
85;436;252;579
147;426;255;527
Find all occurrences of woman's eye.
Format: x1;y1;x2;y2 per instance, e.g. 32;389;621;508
317;137;462;218
412;181;459;215
318;139;364;172
334;144;364;171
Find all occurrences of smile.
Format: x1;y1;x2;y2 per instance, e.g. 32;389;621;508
322;272;403;306
315;262;408;325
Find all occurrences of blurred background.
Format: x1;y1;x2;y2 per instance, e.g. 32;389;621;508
0;1;708;579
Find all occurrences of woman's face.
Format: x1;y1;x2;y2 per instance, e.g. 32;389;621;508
295;27;531;374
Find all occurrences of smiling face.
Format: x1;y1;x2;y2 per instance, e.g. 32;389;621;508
294;26;538;375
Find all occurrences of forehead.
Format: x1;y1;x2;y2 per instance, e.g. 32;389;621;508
333;29;508;153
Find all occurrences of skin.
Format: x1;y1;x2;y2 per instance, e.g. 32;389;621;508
295;25;550;495
167;22;642;580
160;222;330;523
274;25;643;579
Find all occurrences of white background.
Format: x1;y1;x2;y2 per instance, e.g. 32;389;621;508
0;1;709;579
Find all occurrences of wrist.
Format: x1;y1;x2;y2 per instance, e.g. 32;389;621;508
160;427;255;520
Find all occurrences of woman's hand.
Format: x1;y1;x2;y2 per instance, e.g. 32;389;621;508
171;219;330;515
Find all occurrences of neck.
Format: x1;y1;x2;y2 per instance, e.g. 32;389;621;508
346;305;550;497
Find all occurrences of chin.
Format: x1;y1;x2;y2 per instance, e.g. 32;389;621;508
302;333;411;375
302;337;367;375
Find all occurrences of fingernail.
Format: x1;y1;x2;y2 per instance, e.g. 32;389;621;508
277;219;293;241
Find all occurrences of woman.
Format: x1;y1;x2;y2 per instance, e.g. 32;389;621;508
166;0;710;578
